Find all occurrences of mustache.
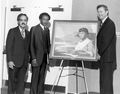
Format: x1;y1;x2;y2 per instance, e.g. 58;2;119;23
21;23;25;25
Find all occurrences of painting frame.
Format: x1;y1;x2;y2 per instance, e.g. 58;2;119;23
50;20;99;61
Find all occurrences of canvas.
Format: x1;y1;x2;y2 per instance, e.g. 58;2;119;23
50;20;99;61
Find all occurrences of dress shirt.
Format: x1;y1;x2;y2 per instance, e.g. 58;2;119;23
40;24;46;31
101;16;108;25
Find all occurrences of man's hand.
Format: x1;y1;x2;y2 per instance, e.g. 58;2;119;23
47;55;50;65
32;59;38;67
46;55;50;72
8;61;15;69
97;53;100;60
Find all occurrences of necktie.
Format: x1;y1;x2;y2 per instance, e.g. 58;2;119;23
21;30;25;38
44;26;46;30
101;23;103;27
43;26;47;34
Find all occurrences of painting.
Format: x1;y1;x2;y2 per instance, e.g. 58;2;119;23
50;20;99;61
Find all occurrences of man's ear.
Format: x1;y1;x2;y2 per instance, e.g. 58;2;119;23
106;10;109;16
46;22;51;28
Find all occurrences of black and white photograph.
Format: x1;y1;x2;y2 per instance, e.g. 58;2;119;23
0;0;120;94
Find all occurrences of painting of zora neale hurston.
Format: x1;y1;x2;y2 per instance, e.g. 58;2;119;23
50;20;99;61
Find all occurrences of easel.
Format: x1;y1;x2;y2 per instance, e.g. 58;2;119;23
50;59;89;94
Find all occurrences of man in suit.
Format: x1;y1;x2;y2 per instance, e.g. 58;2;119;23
6;13;30;94
96;4;117;94
30;12;51;94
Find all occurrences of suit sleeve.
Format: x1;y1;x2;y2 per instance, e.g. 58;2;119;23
98;22;116;56
47;29;51;54
6;29;14;62
30;27;36;60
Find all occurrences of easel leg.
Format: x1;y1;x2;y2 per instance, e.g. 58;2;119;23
81;60;89;94
75;63;78;94
50;60;64;94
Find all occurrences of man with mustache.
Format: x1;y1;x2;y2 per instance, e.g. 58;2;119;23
6;13;30;94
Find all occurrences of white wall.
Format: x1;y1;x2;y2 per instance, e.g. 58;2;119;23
0;0;6;92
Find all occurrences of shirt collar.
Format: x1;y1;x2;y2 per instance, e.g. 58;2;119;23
102;16;108;24
19;26;25;32
40;24;44;30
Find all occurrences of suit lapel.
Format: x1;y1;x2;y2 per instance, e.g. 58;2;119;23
16;27;25;45
36;25;44;44
98;17;109;36
24;30;29;48
100;17;109;30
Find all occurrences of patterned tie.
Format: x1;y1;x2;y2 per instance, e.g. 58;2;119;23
21;30;25;39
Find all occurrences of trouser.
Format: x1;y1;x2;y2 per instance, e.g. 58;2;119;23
8;64;27;94
30;54;47;94
99;62;115;94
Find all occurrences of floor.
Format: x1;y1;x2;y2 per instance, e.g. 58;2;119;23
1;86;65;94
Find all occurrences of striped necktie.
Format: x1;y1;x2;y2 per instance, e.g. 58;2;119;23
21;30;25;38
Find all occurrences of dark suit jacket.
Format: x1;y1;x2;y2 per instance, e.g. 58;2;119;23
30;24;50;66
97;17;117;68
6;26;30;68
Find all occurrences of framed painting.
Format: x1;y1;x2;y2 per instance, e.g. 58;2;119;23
50;20;99;61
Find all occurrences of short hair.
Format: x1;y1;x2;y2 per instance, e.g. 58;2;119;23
79;27;89;34
17;13;28;21
39;12;51;20
97;4;109;11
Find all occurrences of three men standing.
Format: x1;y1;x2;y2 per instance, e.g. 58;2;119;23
6;4;117;94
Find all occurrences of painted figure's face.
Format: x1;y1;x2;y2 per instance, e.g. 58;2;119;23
40;15;49;27
97;7;108;21
78;31;86;39
18;15;28;29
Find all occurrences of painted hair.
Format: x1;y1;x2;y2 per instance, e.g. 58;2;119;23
79;27;89;34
